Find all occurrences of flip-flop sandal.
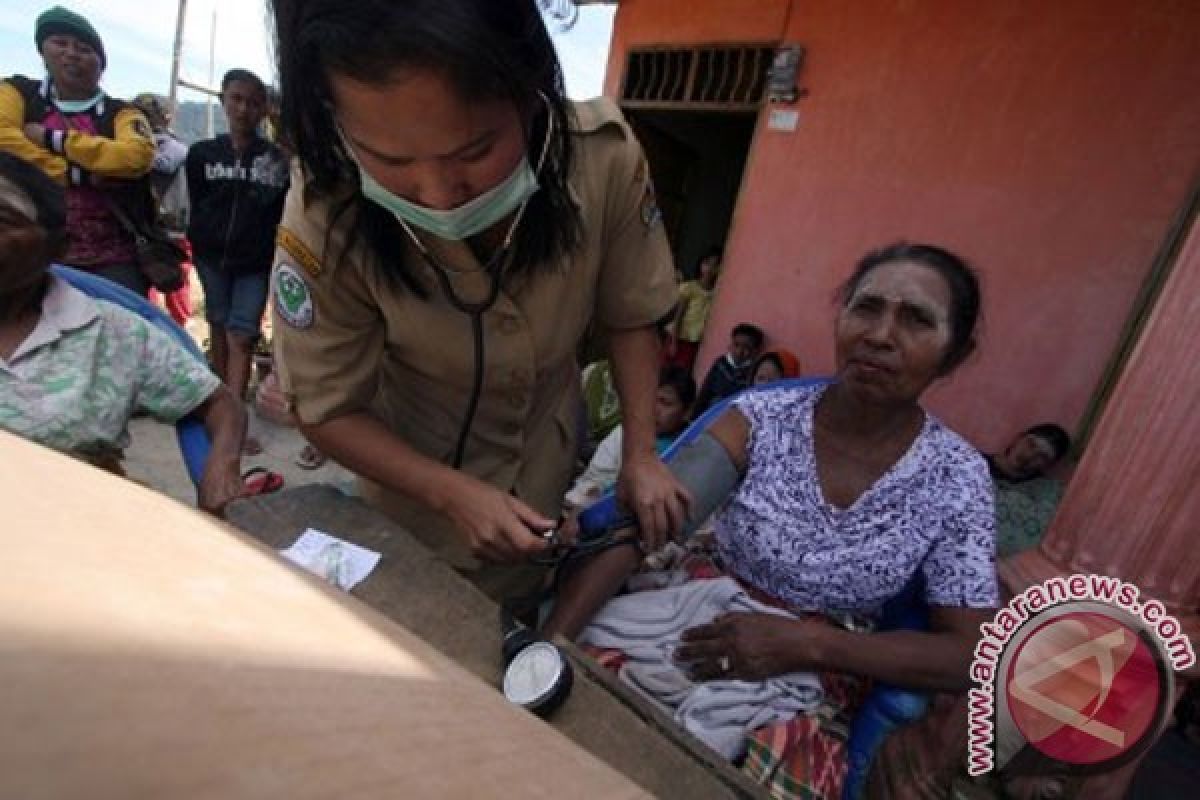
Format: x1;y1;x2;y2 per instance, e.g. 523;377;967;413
294;445;327;470
242;467;284;496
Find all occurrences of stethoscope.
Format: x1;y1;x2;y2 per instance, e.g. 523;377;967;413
390;102;556;470
383;104;576;716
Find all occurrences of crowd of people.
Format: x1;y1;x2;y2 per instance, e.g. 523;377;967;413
0;3;1080;798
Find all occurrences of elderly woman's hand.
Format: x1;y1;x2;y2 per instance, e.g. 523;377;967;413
677;612;821;682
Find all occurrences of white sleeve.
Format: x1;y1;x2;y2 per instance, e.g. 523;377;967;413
564;426;624;508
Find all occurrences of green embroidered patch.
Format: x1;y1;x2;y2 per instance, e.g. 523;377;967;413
273;263;314;329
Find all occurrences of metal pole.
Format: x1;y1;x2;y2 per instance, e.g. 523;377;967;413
167;0;188;111
206;9;216;138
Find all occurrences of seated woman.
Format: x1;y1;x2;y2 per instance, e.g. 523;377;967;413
0;151;245;515
750;347;801;386
543;243;997;799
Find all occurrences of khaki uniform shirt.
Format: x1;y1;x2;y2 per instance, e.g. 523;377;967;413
271;99;677;598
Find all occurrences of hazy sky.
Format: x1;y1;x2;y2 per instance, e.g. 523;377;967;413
0;1;615;102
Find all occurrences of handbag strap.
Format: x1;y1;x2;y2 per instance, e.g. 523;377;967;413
98;192;147;243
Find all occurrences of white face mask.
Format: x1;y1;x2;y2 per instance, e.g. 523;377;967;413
344;96;555;242
52;89;104;114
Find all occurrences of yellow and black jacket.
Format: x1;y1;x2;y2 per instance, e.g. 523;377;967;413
0;75;153;187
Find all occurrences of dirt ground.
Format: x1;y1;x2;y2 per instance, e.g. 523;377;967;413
125;270;355;505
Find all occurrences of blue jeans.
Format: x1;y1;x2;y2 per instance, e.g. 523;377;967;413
195;261;269;339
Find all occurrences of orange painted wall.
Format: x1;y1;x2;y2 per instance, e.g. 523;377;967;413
1041;216;1200;610
607;0;1200;450
603;0;792;97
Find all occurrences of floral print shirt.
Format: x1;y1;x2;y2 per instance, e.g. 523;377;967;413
0;276;219;461
715;383;997;617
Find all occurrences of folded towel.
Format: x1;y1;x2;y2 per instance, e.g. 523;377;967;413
580;577;823;759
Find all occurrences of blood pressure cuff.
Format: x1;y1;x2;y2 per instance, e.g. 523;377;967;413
576;432;741;542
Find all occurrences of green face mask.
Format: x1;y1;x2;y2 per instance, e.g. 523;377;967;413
357;156;538;242
344;99;555;242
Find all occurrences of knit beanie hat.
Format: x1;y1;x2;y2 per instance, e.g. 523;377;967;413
35;6;106;69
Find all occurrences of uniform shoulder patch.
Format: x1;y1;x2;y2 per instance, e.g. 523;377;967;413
274;263;315;330
276;226;322;277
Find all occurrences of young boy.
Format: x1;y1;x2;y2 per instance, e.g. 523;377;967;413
186;68;288;454
564;366;696;512
692;322;764;415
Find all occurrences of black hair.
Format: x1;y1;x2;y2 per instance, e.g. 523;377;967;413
0;151;67;253
221;68;267;97
698;246;722;269
1024;423;1071;461
658;365;697;409
840;242;981;373
732;323;765;349
268;0;582;295
754;351;784;376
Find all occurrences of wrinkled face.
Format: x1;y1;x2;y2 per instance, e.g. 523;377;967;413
729;333;758;367
330;68;528;211
41;33;102;97
653;385;688;436
0;179;51;299
1003;433;1060;480
835;260;956;405
221;79;267;137
753;359;783;386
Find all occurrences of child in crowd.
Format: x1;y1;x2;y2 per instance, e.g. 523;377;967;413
564;366;696;513
666;247;721;371
751;348;801;386
693;322;763;415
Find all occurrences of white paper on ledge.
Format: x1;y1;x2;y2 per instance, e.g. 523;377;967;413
280;528;382;591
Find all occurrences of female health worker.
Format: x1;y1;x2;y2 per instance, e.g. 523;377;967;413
268;0;689;599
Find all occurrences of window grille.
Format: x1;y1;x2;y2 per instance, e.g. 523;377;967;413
620;45;774;111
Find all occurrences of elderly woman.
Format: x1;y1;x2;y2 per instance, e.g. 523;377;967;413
0;151;245;515
543;243;996;799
